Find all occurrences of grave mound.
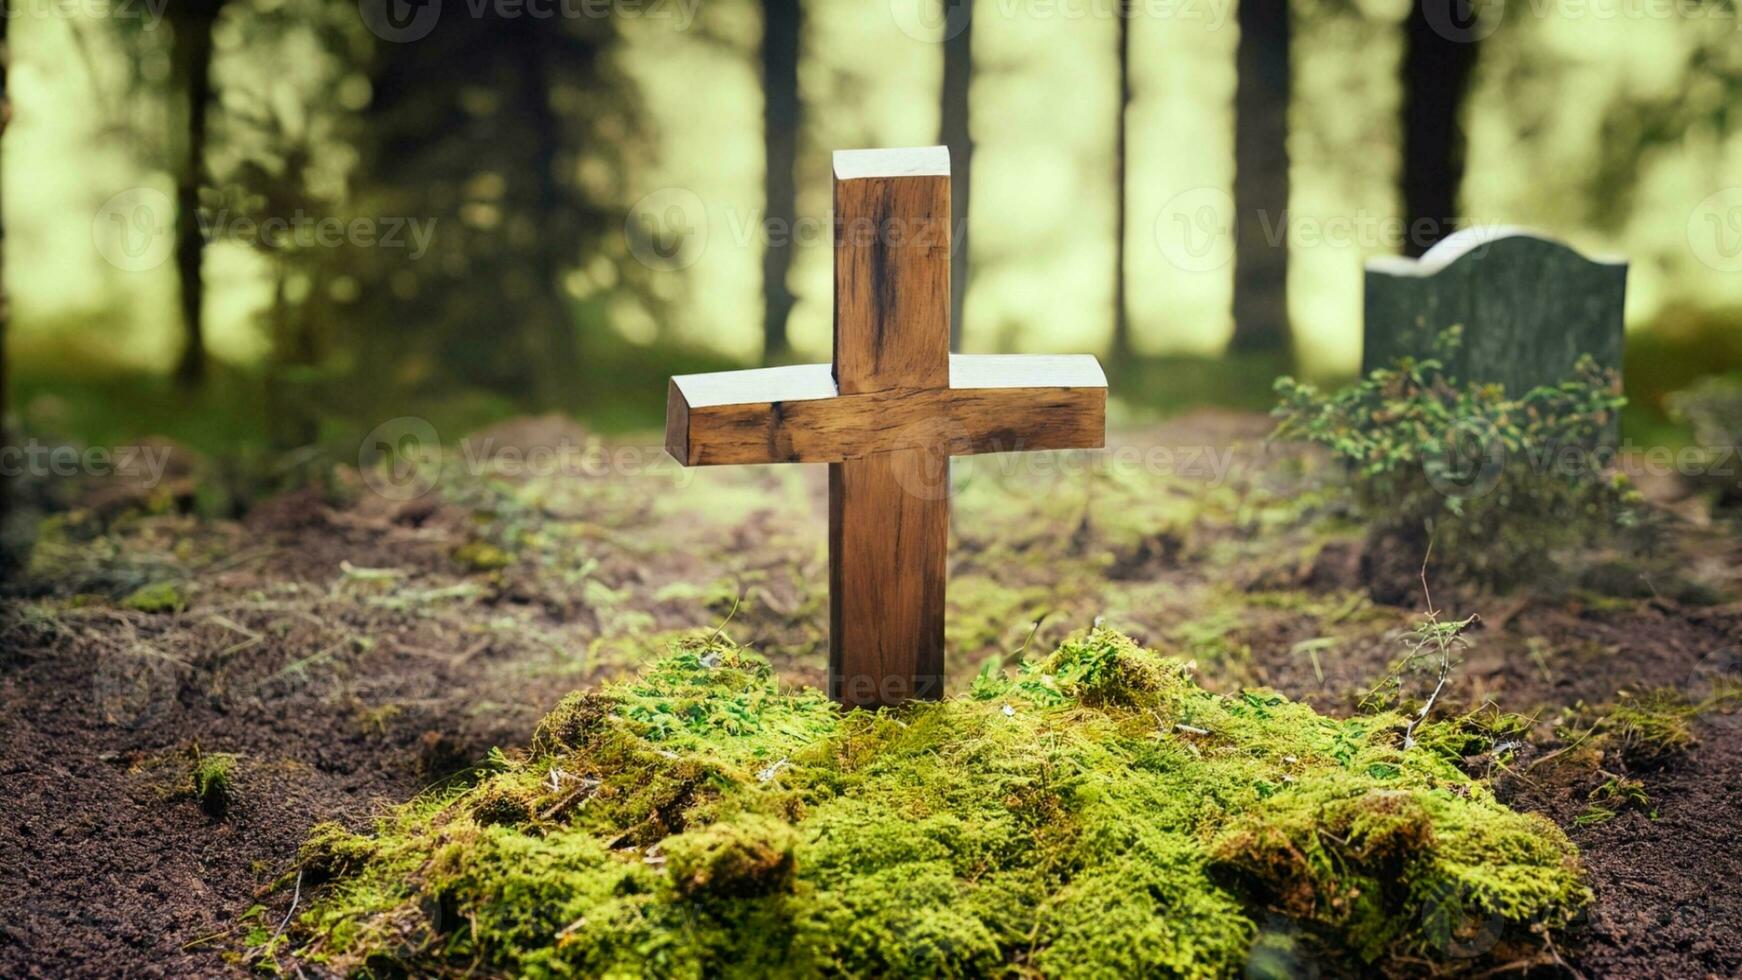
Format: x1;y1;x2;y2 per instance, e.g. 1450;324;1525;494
292;629;1587;977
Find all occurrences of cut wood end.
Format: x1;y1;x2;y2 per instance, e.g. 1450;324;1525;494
664;379;691;466
948;354;1108;391
670;363;839;409
832;146;950;181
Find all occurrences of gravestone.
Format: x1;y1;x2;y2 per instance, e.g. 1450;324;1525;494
663;146;1108;708
1364;227;1627;397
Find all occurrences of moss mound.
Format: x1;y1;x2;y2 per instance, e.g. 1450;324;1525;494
293;629;1587;977
121;580;188;613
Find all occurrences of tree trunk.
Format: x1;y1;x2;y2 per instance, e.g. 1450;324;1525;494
1400;0;1480;257
170;5;218;388
937;0;972;352
1110;0;1131;361
0;6;13;580
1228;0;1291;357
518;25;584;411
761;0;801;363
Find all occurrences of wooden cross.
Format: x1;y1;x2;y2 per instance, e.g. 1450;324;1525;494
664;146;1107;707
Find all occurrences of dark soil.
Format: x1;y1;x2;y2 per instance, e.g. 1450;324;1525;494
0;516;548;977
1562;712;1742;979
2;411;1740;977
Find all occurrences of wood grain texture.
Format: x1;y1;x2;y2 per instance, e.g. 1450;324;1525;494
659;146;1110;709
832;149;951;395
671;382;1106;466
828;148;952;707
667;354;1108;466
829;448;947;707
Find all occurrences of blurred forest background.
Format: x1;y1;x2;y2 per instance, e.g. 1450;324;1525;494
3;0;1741;462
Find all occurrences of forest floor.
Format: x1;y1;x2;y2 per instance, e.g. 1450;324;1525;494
2;410;1740;978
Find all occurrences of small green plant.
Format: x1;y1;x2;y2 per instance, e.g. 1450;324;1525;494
1400;612;1476;750
1599;689;1697;770
1273;327;1644;589
122;581;188;614
452;539;513;572
1573;776;1653;828
1361;564;1476;749
191;751;239;818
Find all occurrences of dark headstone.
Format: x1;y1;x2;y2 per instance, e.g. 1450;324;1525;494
1363;228;1627;395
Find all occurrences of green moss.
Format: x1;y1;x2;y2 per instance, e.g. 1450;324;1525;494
192;752;238;817
467;781;539;826
122;581;188;614
453;540;513;572
1573;777;1653;828
584;627;700;675
1599;689;1697;769
293;629;1588;977
664;815;798;899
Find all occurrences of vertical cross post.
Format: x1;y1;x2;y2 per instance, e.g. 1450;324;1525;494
664;146;1106;710
829;147;952;707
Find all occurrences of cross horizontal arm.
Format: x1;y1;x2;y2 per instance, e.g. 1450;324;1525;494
666;354;1107;467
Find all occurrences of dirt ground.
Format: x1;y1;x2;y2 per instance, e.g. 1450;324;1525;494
2;411;1739;978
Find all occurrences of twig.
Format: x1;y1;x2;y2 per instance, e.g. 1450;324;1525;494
539;777;601;821
1523;722;1599;774
1009;614;1049;665
1404;538;1454;749
270;867;303;946
179;929;231;952
1540;928;1587;980
1470;955;1558;978
203;546;278;576
1404;645;1453;749
1420;538;1437;619
706;594;743;646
